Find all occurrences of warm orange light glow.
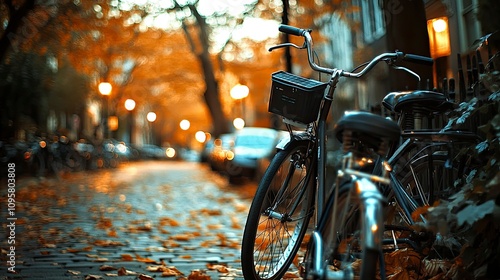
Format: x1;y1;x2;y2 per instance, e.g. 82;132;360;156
108;116;119;131
124;99;136;111
165;147;176;158
180;119;190;130
230;84;249;100
233;117;245;129
147;112;157;122
98;82;112;96
432;19;447;33
427;17;451;58
195;131;207;143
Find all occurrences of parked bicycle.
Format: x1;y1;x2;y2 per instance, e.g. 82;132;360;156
241;24;437;280
241;23;486;279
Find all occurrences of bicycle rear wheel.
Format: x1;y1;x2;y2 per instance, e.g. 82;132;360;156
305;183;380;280
389;148;467;225
241;140;315;280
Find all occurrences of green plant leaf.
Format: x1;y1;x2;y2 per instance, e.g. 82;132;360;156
456;200;495;226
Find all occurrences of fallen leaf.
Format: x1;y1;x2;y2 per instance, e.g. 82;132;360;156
107;229;118;237
138;274;155;280
199;208;222;216
206;264;229;273
171;233;194;241
283;271;300;279
135;254;158;264
93;240;125;247
121;254;134;261
97;217;113;229
207;224;223;230
187;270;211;280
84;275;104;280
231;216;242;229
99;265;117;271
159;217;180;227
161;267;184;277
67;270;81;275
117;267;137;276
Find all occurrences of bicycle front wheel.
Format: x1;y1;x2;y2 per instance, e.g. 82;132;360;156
241;140;315;280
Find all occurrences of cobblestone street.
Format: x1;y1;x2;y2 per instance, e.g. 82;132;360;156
1;161;258;279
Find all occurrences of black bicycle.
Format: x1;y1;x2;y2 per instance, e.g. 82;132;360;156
240;24;436;280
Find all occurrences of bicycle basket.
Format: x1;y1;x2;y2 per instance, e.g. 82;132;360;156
269;71;327;124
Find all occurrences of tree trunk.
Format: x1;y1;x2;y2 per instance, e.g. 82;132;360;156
199;52;230;137
0;0;35;62
383;0;433;91
185;4;229;138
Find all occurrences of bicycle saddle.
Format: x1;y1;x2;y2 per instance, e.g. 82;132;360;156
334;111;401;144
382;90;456;114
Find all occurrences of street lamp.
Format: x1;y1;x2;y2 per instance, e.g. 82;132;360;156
179;119;190;148
180;119;190;131
99;82;112;139
124;99;136;144
230;84;249;100
230;84;249;127
233;117;245;130
195;131;207;143
147;112;156;145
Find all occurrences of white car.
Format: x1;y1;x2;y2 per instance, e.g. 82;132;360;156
225;127;281;183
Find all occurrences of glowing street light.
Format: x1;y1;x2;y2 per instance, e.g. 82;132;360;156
99;82;112;139
147;112;157;122
233;117;245;130
124;99;136;111
147;112;157;145
124;99;136;144
98;82;112;96
195;131;207;143
230;84;249;100
180;119;190;131
230;84;249;128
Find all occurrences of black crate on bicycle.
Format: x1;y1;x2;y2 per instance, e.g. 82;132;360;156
269;71;327;124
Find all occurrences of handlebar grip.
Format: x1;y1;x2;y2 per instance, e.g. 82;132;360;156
279;24;306;36
403;54;434;65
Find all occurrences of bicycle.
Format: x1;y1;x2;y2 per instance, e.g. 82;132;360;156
380;75;482;227
241;24;436;280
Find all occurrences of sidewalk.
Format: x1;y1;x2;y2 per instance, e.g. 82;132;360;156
1;161;256;279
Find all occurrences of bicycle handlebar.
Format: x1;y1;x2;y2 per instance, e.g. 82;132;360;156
277;24;434;77
278;24;308;37
402;54;434;65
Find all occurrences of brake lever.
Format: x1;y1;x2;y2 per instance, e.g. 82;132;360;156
390;64;422;89
268;42;306;52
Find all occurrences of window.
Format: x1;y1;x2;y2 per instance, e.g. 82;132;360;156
459;0;482;51
361;0;385;43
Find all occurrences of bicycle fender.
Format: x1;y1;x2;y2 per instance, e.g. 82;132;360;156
356;178;385;251
276;132;313;150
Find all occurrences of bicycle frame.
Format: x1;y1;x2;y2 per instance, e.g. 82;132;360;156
256;24;436;279
271;27;427;219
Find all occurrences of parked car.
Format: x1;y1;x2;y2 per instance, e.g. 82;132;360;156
225;127;281;183
254;130;289;181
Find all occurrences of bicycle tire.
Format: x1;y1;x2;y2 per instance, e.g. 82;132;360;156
388;149;467;225
241;140;315;280
304;184;380;279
